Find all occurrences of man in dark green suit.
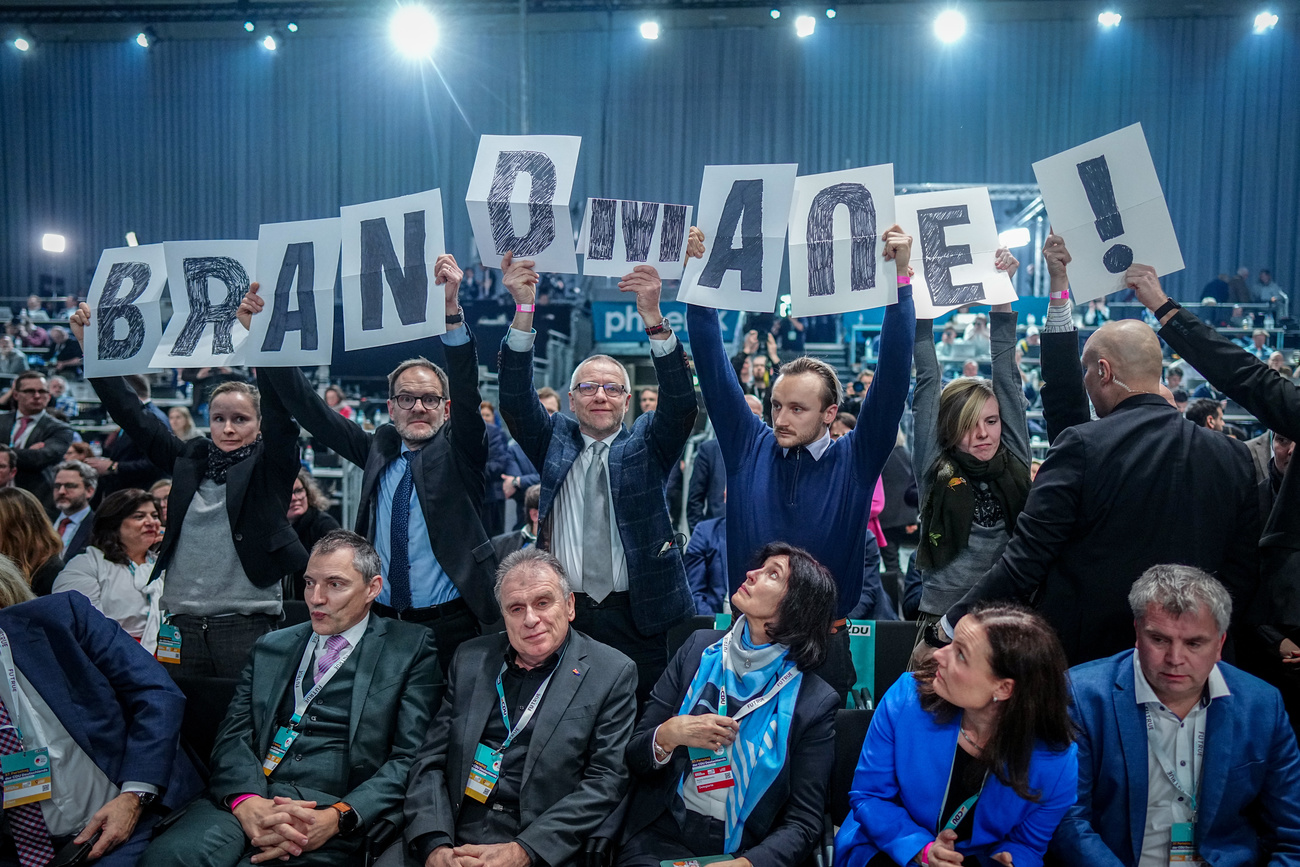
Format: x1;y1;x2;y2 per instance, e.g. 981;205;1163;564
142;530;443;866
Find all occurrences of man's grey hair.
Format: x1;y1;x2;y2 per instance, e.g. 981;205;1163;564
55;460;97;489
311;529;383;583
1128;564;1232;634
494;547;573;607
569;354;631;393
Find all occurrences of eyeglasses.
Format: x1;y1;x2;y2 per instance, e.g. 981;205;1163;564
573;382;629;398
291;487;307;498
392;392;446;410
17;388;49;396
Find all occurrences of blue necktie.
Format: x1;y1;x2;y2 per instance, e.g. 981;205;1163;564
389;452;414;612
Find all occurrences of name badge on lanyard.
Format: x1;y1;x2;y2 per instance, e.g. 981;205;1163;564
0;629;52;808
262;635;356;776
1169;822;1203;864
465;652;564;804
1142;706;1205;866
156;621;182;664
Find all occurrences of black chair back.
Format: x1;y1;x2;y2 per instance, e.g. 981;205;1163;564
665;614;716;659
828;708;873;826
281;600;311;628
172;675;240;774
872;620;917;696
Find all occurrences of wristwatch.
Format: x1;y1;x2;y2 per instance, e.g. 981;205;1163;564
1153;298;1182;320
645;320;672;337
445;306;464;325
329;801;361;836
922;620;953;650
130;791;157;808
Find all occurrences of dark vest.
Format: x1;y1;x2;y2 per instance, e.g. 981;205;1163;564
269;653;356;795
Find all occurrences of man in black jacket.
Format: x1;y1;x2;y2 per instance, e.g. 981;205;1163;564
243;254;497;677
85;374;169;504
937;316;1260;666
0;370;74;509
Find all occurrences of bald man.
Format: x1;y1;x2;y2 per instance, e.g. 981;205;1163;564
933;306;1260;666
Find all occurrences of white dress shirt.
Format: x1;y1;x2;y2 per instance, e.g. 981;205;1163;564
57;505;92;553
52;548;162;652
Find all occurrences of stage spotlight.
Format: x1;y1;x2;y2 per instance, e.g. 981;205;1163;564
1254;11;1278;32
42;234;67;253
135;28;158;48
640;21;660;39
243;21;255;32
998;228;1031;249
826;8;836;18
796;15;816;36
287;22;299;32
934;10;966;43
125;232;139;247
770;9;781;19
12;33;31;52
1098;11;1122;27
262;32;278;50
391;5;439;57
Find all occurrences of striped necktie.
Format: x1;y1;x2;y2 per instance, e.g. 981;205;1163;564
0;697;54;867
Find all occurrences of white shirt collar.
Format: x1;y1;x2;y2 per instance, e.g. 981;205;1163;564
580;429;621;450
63;505;92;524
316;612;370;652
1132;652;1230;711
782;428;834;461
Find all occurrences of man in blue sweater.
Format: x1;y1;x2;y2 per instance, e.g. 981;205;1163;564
684;225;917;699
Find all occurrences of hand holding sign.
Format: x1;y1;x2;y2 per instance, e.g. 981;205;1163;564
68;302;92;345
881;224;913;275
615;266;665;330
1125;264;1173;322
236;284;265;330
502;251;540;334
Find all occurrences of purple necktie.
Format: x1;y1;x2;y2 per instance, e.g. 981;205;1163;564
315;634;349;681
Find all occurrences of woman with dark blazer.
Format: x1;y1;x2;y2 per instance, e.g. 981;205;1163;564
70;303;306;678
618;542;840;867
836;604;1077;867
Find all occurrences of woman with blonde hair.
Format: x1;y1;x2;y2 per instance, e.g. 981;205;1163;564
911;251;1032;647
168;405;201;440
0;553;37;609
0;486;64;595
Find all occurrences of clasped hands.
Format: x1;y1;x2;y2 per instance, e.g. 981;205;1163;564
233;795;338;863
920;829;1013;866
427;841;531;867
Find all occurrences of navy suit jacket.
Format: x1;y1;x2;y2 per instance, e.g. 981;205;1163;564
497;337;697;635
64;509;94;561
0;592;202;809
684;516;728;615
687;437;726;531
1051;650;1300;867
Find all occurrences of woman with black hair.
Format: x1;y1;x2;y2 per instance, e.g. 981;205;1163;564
837;604;1077;867
618;542;840;867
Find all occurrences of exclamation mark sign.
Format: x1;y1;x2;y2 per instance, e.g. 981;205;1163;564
1076;155;1134;274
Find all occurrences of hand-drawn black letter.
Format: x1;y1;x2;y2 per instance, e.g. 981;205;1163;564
699;180;764;294
659;204;688;263
261;242;319;352
621;201;660;263
588;199;617;260
97;262;150;361
1077;155;1134;274
170;257;247;357
360;212;428;332
806;183;877;297
917;206;985;307
488;150;557;256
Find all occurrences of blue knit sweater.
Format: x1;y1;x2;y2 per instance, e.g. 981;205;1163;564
686;289;916;616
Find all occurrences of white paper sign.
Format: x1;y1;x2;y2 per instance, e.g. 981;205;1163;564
466;134;581;274
340;189;446;351
579;199;694;280
678;164;798;312
896;187;1018;318
788;164;897;316
152;241;257;369
84;245;168;376
1032;123;1184;302
245;217;342;366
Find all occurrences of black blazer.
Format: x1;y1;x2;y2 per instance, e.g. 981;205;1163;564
0;410;74;507
97;401;170;501
89;371;305;588
29;554;64;597
949;394;1260;665
687;438;727;532
65;511;94;562
259;330;499;624
623;630;838;867
1038;329;1090;444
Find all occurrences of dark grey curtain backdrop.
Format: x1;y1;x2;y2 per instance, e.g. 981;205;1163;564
1;12;1296;301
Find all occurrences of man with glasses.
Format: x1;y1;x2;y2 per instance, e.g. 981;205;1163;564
497;254;697;706
0;445;16;489
242;254;498;676
0;370;73;510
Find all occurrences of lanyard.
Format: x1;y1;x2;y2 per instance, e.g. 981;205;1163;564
494;648;565;752
943;784;985;832
287;634;357;729
717;631;799;722
1143;705;1201;818
0;630;26;743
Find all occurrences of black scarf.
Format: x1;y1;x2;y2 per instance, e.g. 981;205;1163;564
204;436;261;484
917;447;1031;572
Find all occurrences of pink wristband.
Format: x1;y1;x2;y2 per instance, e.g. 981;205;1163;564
921;842;933;865
516;303;536;313
230;793;258;812
1050;290;1069;300
897;275;911;286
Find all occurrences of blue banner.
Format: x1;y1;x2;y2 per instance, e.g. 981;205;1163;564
593;300;740;343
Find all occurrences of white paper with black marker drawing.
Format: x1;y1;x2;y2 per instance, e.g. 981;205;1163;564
1032;123;1183;303
340;188;447;352
788;164;896;316
151;240;257;369
465;135;581;275
678;163;798;312
244;217;341;366
578;199;694;279
896;187;1017;319
85;244;168;376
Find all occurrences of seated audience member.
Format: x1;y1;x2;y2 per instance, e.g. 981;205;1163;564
1243;329;1272;361
1;370;74;509
838;605;1077;867
324;385;354;420
0;445;13;488
168;405;201;440
830;411;857;440
52;458;96;560
960;359;980;379
45;374;78;418
619;543;839;867
63;440;93;462
287;468;341;596
87;374;171;503
0;553;203;867
1185;398;1225;430
1164;366;1184;392
22;295;49;323
964;315;991;357
0;486;64;596
47;326;83;377
53;489;164;649
685;512;729;616
0;334;27;375
1017;326;1041;360
936;326;960;362
491;483;540;562
1052;565;1300;866
382;548;637;867
148;478;171;526
142;530;442;867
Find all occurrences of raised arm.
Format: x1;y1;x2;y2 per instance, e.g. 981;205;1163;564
989;257;1031;464
911;317;943;510
1038;235;1091;442
495;253;558;471
431;255;489;476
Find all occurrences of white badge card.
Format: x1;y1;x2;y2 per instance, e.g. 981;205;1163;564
1032;123;1184;302
788;164;897;317
151;241;257;369
84;244;168;377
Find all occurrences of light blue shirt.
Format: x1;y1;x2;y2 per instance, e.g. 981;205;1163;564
372;325;469;608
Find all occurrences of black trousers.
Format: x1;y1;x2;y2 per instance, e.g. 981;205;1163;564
373;597;482;679
617;809;728;866
165;613;279;680
573;592;667;711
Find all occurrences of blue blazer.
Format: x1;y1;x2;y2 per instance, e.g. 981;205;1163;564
1051;650;1300;867
0;592;203;810
687;437;727;531
836;675;1078;867
497;337;697;635
684;515;728;615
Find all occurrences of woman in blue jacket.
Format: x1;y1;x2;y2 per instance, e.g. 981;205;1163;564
837;604;1077;867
